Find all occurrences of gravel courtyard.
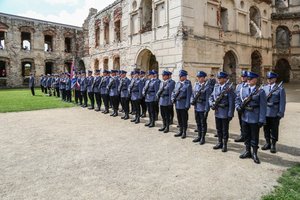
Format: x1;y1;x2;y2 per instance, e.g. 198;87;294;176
0;84;299;200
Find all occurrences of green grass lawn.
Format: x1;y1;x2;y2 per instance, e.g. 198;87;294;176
0;88;75;113
262;164;300;200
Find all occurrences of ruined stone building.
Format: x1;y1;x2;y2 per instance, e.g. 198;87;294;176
82;0;273;83
272;0;300;82
0;12;84;87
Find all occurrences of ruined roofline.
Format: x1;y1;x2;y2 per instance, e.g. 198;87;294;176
95;0;122;17
0;12;82;30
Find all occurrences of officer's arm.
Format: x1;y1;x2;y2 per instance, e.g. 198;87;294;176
209;88;215;106
186;84;192;109
205;87;211;112
190;84;196;104
228;89;235;118
235;88;242;110
259;90;267;124
278;88;286;118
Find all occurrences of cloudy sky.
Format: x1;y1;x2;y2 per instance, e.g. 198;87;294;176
0;0;116;27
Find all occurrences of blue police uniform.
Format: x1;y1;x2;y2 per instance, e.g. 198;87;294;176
157;72;175;133
107;72;120;116
29;75;35;96
119;71;131;119
262;72;286;153
143;71;160;127
40;76;45;93
234;70;248;142
93;73;102;111
209;72;235;152
140;71;147;117
235;71;267;164
87;72;95;109
65;76;72;102
172;70;192;139
191;71;212;144
130;72;144;124
80;74;88;107
100;72;111;113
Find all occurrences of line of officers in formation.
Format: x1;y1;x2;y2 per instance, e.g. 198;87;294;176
38;68;286;164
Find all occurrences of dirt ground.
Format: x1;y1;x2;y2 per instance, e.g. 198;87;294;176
0;83;299;200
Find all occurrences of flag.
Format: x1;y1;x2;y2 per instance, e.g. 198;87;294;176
70;57;75;79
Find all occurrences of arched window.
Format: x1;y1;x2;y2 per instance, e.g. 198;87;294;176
44;35;53;52
141;0;152;33
94;59;99;70
21;32;31;50
103;58;109;70
22;61;32;77
249;6;261;38
276;26;290;48
113;57;120;70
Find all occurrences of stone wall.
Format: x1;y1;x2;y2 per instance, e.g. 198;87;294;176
0;13;83;87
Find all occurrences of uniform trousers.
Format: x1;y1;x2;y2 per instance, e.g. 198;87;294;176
242;121;259;148
41;85;44;93
30;87;35;96
215;117;229;141
195;111;208;134
66;90;72;102
146;101;156;121
160;105;171;125
88;92;95;108
101;94;110;111
169;105;174;122
263;117;280;142
61;89;66;100
55;87;60;98
141;97;147;114
110;95;119;111
81;90;88;106
132;99;141;118
176;109;188;129
94;92;102;109
121;97;130;114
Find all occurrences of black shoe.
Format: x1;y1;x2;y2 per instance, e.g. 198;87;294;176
252;147;260;164
88;107;94;110
124;115;129;120
261;143;271;151
192;137;201;143
159;126;166;132
213;143;223;150
113;112;118;117
163;127;169;133
270;141;277;154
141;113;146;118
110;112;115;116
199;134;206;145
145;122;151;127
174;131;183;137
234;135;245;143
181;129;187;139
149;122;155;128
222;143;228;152
103;110;109;114
239;150;252;159
95;108;100;112
135;118;140;124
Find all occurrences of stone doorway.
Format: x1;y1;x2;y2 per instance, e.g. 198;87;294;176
251;51;262;81
223;51;237;83
78;60;85;72
275;58;291;83
136;49;158;72
45;62;53;75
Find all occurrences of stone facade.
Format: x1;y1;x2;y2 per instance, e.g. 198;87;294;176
271;0;300;82
0;12;84;87
82;0;273;83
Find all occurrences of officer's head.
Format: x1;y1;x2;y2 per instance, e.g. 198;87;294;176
81;71;86;77
266;71;278;84
140;71;145;78
241;70;248;82
179;70;188;81
148;70;156;79
247;71;259;86
196;71;207;83
120;70;127;78
162;71;170;81
88;70;92;76
217;72;228;84
111;70;117;76
95;70;100;76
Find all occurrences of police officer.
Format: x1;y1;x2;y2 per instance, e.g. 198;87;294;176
143;70;160;128
130;70;144;124
172;70;192;139
140;71;147;118
209;72;235;152
58;73;64;99
107;70;120;117
46;74;53;96
40;74;44;93
53;74;60;98
129;71;135;115
157;71;175;133
29;73;35;96
191;71;212;145
80;71;88;107
153;72;161;120
87;70;95;109
42;75;48;94
119;70;131;120
93;70;102;111
236;71;267;164
75;72;83;105
234;70;248;143
262;72;286;153
100;70;111;114
65;73;72;102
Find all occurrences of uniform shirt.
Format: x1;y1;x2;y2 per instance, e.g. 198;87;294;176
191;81;212;112
80;77;88;92
209;83;235;119
158;79;176;106
100;76;110;95
263;83;286;118
93;76;101;93
65;77;71;91
29;76;35;88
119;77;131;98
107;76;120;97
171;80;192;110
87;76;94;93
236;84;267;123
130;78;143;101
144;78;160;103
